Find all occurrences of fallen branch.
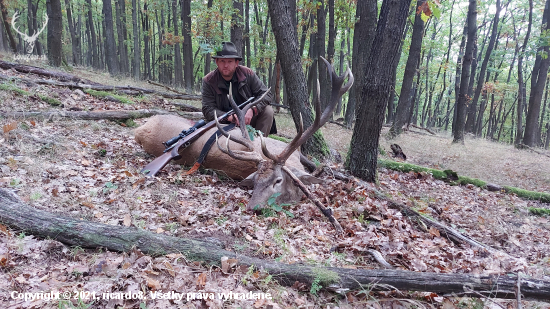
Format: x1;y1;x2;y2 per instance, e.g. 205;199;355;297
0;109;175;120
329;120;350;129
0;188;549;301
0;71;201;101
282;166;344;235
0;60;95;83
518;143;550;159
408;124;436;135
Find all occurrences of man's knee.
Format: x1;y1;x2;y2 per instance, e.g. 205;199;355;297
253;105;274;136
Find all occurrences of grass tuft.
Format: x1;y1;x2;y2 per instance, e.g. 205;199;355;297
0;83;29;96
84;88;134;104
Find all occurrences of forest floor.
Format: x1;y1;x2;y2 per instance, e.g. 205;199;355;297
0;59;550;308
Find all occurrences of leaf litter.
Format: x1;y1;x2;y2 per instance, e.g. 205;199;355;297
0;67;549;308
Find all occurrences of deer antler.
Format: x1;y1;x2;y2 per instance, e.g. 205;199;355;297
30;13;48;40
11;12;27;39
274;56;354;164
214;84;271;163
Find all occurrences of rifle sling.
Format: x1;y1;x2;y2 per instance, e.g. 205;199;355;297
185;124;236;175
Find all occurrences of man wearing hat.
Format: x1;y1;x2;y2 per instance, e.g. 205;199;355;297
202;42;275;137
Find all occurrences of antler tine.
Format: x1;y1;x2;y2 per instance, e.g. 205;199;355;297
259;133;278;162
11;12;27;38
227;83;248;140
31;13;48;40
274;56;354;164
216;134;263;164
214;110;254;150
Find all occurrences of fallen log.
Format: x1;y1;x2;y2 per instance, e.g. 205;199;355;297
0;70;201;101
0;60;95;84
0;188;549;301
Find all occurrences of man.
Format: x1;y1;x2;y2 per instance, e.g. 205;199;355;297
202;41;275;137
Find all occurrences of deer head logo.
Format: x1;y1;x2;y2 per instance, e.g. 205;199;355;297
11;11;48;54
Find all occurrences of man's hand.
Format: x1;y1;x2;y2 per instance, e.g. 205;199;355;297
228;109;254;126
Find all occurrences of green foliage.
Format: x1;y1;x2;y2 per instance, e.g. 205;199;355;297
254;193;294;218
504;186;550;203
310;277;322;295
528;207;550;216
103;182;118;194
0;83;29;96
268;134;291;143
38;94;62;106
84;89;133;104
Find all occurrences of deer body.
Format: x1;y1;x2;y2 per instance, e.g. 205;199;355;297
134;114;305;180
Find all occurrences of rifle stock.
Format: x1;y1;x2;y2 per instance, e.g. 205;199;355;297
140;97;257;177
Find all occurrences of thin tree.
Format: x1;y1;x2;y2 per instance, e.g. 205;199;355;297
453;0;477;143
132;0;140;79
182;0;193;90
103;0;119;75
231;0;244;56
389;0;427;138
172;0;183;87
86;0;99;68
347;0;412;182
465;0;502;134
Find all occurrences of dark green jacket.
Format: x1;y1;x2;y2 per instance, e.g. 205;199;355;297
201;65;273;121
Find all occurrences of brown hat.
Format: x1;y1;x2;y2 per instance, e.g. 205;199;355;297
212;42;242;61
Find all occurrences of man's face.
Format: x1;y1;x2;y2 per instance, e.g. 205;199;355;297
215;58;239;81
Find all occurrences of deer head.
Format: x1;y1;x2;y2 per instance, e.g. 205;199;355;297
11;11;48;54
216;57;354;211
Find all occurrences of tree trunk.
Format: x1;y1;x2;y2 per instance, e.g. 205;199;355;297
182;0;193;90
142;3;151;79
344;0;377;128
46;0;62;66
64;0;79;65
0;0;16;53
389;0;426;138
268;0;331;159
2;188;549;300
317;2;330;112
231;0;244;57
86;0;99;69
172;0;183;87
103;0;119;75
523;0;550;147
465;0;501;134
0;9;6;52
453;0;477;143
132;0;140;80
348;0;412;182
117;0;130;74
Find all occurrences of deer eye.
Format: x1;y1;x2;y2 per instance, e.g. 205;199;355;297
274;178;283;186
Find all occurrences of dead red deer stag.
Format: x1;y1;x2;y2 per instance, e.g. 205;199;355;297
215;56;353;211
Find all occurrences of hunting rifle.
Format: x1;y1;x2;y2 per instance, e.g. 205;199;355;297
140;96;255;177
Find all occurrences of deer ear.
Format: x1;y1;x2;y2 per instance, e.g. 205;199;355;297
240;172;256;188
287;167;324;185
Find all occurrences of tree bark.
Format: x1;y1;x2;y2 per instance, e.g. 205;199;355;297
64;0;80;65
348;0;412;182
389;0;426;138
453;0;477;143
132;0;140;80
46;0;62;66
344;0;377;128
103;0;119;75
267;0;331;160
182;0;193;90
523;0;550;147
231;0;244;57
0;0;17;52
172;0;183;87
1;188;549;301
86;0;99;69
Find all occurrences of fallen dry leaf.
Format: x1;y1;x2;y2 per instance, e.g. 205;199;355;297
147;277;161;290
123;214;131;227
196;272;207;289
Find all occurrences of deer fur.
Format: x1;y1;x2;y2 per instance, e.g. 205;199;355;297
134;114;306;180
